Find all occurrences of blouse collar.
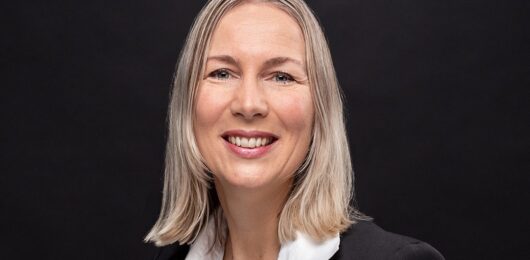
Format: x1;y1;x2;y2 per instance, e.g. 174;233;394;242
185;217;340;260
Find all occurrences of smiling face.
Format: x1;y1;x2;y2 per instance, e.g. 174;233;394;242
193;2;314;191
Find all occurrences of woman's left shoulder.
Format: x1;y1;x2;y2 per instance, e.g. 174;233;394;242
330;220;445;260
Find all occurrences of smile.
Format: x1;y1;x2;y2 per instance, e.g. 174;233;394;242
221;130;278;159
225;136;273;148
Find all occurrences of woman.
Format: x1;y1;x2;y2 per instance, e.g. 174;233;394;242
145;0;444;259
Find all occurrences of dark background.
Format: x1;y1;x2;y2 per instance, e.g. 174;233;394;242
2;0;528;259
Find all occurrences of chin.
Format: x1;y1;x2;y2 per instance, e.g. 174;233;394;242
217;167;275;189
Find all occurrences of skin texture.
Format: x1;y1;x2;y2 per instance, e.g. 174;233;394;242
193;2;314;259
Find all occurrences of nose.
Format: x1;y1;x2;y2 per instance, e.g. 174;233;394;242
230;78;269;120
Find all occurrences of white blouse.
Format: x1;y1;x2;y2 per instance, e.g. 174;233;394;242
185;217;340;260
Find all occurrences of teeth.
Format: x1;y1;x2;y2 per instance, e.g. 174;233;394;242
227;136;272;148
248;138;256;148
241;138;248;147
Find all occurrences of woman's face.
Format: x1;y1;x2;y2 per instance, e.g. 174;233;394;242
194;2;313;190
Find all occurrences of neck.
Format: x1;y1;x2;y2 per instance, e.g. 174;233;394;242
215;178;292;260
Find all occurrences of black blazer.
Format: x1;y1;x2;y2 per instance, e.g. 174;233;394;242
153;220;444;260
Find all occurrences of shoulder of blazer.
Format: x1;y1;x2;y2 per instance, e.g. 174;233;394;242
153;243;190;260
330;220;444;260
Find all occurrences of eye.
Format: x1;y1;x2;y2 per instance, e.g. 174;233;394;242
272;72;294;84
208;69;232;80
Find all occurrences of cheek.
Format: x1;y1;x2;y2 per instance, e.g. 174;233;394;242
193;85;230;170
274;91;314;134
194;85;228;128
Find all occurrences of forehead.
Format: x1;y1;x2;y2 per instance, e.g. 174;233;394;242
207;2;305;62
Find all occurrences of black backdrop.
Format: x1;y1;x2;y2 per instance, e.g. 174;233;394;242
3;0;528;259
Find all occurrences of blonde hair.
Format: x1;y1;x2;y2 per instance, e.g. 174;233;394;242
145;0;366;247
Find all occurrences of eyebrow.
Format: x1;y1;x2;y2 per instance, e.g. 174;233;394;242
206;55;304;70
207;55;238;66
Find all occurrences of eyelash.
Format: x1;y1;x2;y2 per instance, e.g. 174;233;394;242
272;71;294;84
208;69;232;80
207;69;295;84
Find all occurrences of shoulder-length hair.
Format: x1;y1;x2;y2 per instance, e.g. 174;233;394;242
145;0;366;247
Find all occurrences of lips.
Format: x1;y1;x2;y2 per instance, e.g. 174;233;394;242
221;130;278;159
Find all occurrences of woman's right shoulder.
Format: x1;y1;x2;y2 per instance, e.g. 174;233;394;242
331;220;444;260
152;243;190;260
